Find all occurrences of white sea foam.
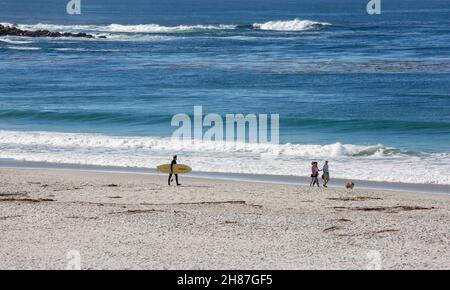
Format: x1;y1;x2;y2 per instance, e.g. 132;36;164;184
4;20;330;35
0;38;34;44
0;130;392;157
0;130;449;185
253;19;331;31
0;21;331;42
105;23;237;33
6;46;41;51
9;23;237;34
53;48;120;52
102;34;175;42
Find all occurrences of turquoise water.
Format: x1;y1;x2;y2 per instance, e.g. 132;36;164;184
0;0;449;184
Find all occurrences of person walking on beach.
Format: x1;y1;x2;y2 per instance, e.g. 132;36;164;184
322;160;330;188
168;155;181;186
310;162;320;187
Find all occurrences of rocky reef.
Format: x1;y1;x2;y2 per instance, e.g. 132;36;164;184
0;24;105;39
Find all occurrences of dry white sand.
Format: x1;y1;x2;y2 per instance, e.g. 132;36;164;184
0;168;448;270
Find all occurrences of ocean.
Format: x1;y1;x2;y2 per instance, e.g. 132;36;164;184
1;0;449;185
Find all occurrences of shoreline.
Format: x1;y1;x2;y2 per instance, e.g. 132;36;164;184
1;159;449;196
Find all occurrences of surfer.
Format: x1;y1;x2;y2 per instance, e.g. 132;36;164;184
168;155;181;186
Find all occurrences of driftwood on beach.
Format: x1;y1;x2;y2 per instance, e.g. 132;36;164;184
0;24;105;39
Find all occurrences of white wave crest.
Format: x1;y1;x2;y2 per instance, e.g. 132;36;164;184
9;23;237;34
101;34;175;42
105;23;237;33
53;48;120;52
0;130;390;157
0;38;34;44
253;19;331;31
4;20;330;35
6;46;41;51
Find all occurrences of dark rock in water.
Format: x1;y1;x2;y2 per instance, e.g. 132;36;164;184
0;24;100;39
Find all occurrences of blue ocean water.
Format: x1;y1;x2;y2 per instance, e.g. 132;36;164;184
0;0;449;184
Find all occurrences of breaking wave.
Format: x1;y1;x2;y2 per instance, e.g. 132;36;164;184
253;19;331;31
8;23;237;34
2;19;331;37
5;46;41;51
0;38;34;44
0;130;415;157
0;130;449;185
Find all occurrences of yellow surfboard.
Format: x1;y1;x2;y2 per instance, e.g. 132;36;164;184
157;164;192;174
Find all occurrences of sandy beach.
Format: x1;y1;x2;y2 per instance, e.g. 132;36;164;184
0;168;448;270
